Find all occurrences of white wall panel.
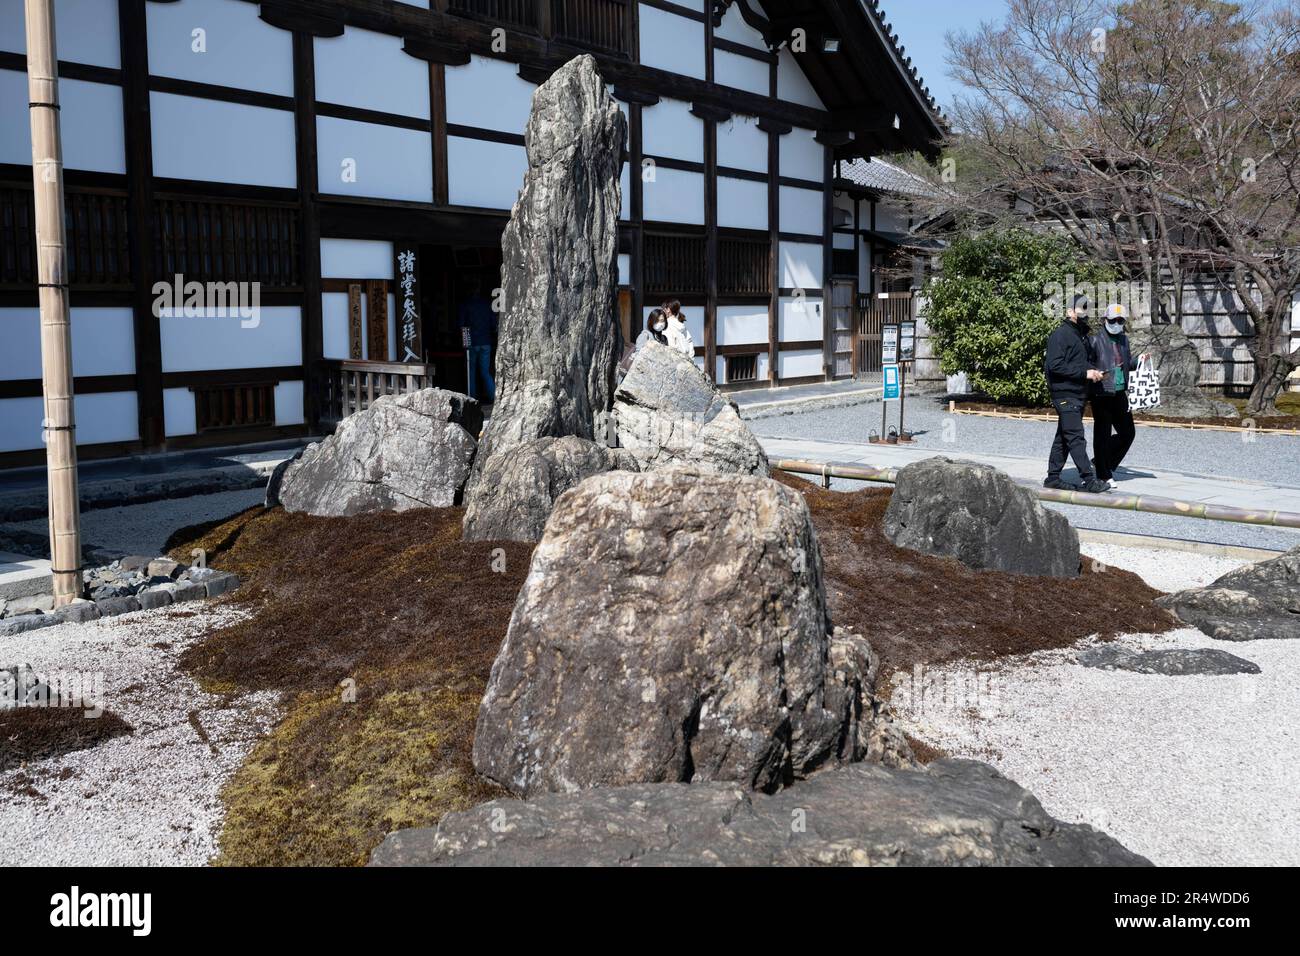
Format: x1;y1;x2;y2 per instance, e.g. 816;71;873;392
0;0;120;67
320;239;394;279
317;116;432;203
151;92;296;187
777;47;824;110
274;380;304;426
779;297;824;341
620;162;631;221
0;392;139;452
779;127;823;182
641;98;703;163
714;3;767;49
160;306;302;373
715;50;769;97
834;231;855;250
0;307;135;379
643;167;704;224
163;387;198;438
147;0;293;96
321;292;350;360
717;304;768;346
0;397;44;452
780;242;823;290
618;254;631;286
717;176;767;231
447;136;526;209
779;185;822;236
446;55;535;134
639;5;705;80
778;348;822;379
0;71;125;174
315;27;429;119
717;114;766;173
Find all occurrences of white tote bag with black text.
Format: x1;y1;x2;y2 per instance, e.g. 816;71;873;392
1127;355;1161;411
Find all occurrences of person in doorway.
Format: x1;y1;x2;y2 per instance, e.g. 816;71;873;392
458;275;497;404
1088;304;1149;481
1044;294;1109;493
662;299;695;358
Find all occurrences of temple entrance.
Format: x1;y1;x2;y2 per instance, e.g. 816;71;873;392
418;243;504;399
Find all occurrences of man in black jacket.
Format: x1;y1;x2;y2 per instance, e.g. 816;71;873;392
1044;295;1109;493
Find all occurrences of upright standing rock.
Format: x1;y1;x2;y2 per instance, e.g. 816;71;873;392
463;56;625;522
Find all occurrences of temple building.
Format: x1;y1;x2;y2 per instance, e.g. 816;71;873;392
0;0;944;465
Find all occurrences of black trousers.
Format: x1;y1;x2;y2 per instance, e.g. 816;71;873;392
1046;394;1094;482
1091;392;1135;480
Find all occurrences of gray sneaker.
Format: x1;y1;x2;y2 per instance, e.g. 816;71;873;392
1081;478;1111;494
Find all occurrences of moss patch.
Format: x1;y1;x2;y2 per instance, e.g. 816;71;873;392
0;706;133;771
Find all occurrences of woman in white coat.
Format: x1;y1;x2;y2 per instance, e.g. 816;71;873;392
662;299;695;358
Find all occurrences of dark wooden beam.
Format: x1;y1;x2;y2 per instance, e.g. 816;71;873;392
292;29;325;430
767;56;779;388
403;35;471;66
430;64;449;206
822;142;834;381
260;0;344;37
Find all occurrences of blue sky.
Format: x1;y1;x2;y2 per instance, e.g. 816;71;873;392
875;0;1010;112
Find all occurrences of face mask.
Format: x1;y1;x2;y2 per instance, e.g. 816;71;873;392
1105;320;1124;335
653;322;666;332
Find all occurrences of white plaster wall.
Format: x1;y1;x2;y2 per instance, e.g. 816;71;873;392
320;239;394;279
447;136;527;209
777;348;822;379
317;116;432;203
779;127;823;182
779;296;824;341
274;380;304;426
717;304;768;346
0;307;135;380
717;114;767;173
641;98;703;163
618;254;631;286
0;0;120;67
445;55;535;134
151;92;296;188
159;306;302;373
834;231;855;250
315;27;430;118
714;49;769;97
639;5;705;80
0;392;138;452
643;167;704;225
0;71;125;174
715;4;767;49
321;292;351;360
780;241;823;290
163;387;196;437
778;47;824;110
147;0;293;96
620;162;631;221
779;185;822;236
718;176;767;231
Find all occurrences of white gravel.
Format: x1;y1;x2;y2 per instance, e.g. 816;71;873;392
0;603;280;866
892;543;1300;866
7;487;266;558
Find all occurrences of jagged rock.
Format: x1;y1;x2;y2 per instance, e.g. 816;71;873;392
462;435;639;542
369;758;1151;867
882;457;1080;578
472;468;909;797
614;342;769;476
1078;644;1261;675
1156;546;1300;641
278;389;482;517
265;446;307;509
1127;323;1239;419
462;55;625;534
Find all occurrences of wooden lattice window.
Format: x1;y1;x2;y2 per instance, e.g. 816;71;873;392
719;236;770;295
193;384;276;432
552;0;629;53
725;354;759;383
448;0;538;29
644;233;706;294
0;184;132;289
153;196;301;289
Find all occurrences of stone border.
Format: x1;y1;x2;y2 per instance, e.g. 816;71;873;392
738;387;887;422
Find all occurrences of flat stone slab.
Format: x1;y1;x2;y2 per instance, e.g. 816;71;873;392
1078;645;1261;675
0;552;52;601
370;758;1150;867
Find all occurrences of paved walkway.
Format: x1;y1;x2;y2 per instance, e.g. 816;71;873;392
732;377;883;417
760;434;1300;519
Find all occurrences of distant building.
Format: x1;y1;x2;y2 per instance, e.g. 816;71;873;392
0;0;944;465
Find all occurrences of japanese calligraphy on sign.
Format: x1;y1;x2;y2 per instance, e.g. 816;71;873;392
395;245;422;362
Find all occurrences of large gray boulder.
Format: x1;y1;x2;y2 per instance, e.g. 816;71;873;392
278;389;481;517
462;56;625;533
370;758;1151;867
462;435;639;542
614;342;768;476
472;468;910;797
1157;545;1300;641
1126;323;1238;418
883;457;1080;578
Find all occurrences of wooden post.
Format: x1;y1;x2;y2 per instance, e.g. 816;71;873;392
25;0;84;606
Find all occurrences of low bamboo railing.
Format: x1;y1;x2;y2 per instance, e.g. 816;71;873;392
319;359;437;423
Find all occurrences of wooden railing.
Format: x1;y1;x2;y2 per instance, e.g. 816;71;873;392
319;359;438;423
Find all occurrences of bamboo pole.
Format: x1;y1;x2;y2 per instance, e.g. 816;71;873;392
772;459;1300;530
26;0;84;606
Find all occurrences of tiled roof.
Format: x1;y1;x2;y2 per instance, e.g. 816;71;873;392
839;157;939;198
864;0;945;124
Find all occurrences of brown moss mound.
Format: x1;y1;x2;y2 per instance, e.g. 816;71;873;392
0;707;133;771
774;472;1177;677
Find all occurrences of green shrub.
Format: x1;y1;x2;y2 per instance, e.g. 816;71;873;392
923;230;1116;406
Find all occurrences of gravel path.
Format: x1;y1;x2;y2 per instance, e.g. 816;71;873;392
4;487;265;559
0;603;279;866
892;542;1300;867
